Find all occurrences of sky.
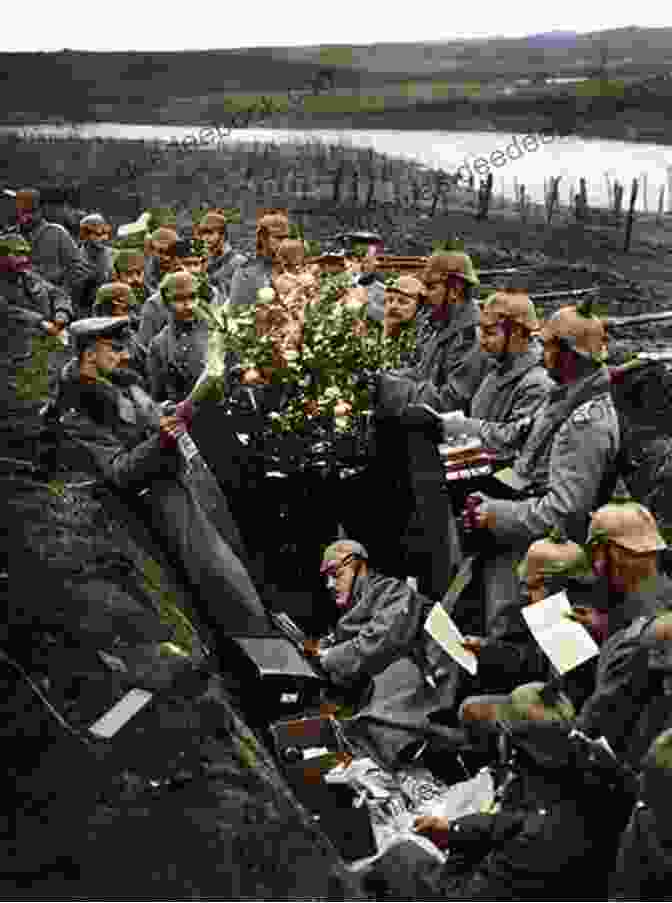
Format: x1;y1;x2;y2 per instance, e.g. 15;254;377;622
3;2;671;52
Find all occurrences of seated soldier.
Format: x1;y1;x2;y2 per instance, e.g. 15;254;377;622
92;283;147;382
463;305;620;630
377;252;487;416
58;316;271;639
310;540;427;686
610;727;672;900
440;291;553;459
461;502;671;762
146;272;209;404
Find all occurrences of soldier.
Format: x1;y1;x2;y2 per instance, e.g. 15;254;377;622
112;248;148;330
440;291;553;456
137;234;196;349
39;183;88;240
463;305;620;628
58;315;270;638
146;271;209;404
92;282;147;381
229;210;289;307
461;502;671;757
376;252;487;416
144;226;179;296
14;187;85;296
196;210;247;300
74;213;115;317
382;275;424;342
0;233;73;413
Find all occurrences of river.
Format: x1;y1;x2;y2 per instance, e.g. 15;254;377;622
3;122;672;212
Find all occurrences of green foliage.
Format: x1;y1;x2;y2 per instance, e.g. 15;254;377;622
288;223;305;240
141;557;196;655
15;335;59;401
147;207;177;232
235;732;259;769
305;239;321;257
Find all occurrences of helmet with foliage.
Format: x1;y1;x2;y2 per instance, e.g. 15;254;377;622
422;251;479;287
481;291;539;332
588;501;667;554
79;213;111;242
540;305;606;357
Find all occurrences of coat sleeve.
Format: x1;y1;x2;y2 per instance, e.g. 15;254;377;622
62;411;179;490
58;229;85;296
486;405;618;546
138;297;166;349
574;628;649;744
477;376;550;454
321;581;425;684
146;339;165;402
46;280;73;323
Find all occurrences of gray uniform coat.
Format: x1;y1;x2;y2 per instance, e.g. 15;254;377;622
206;244;247;300
479;366;619;628
229;256;273;307
469;347;554;456
58;367;270;637
25;219;84;295
146;318;209;403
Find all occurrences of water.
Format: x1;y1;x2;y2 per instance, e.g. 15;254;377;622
3;122;672;212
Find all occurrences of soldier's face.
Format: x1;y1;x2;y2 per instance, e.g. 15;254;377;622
181;256;206;276
384;291;418;325
322;555;358;609
200;227;225;257
117;261;145;292
155;241;177;273
264;225;290;259
424;274;465;307
94;338;127;374
171;280;196;321
480;321;507;354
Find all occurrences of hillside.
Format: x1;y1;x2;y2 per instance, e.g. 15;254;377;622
2;27;672;141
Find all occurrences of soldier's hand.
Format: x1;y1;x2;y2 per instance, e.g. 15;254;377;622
44;320;65;337
159;415;186;449
413;815;452;849
462;494;494;531
564;606;594;628
461;636;484;655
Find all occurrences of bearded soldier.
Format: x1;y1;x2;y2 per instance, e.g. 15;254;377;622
58;315;269;638
196;210;247;300
441;291;553;456
92;282;147;381
463;305;620;627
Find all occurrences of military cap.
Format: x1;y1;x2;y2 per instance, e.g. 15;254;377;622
541;306;606;357
80;212;110;241
112;248;144;272
422;251;480;287
70;316;131;352
198;211;228;232
93;283;133;316
0;233;32;257
385;275;427;301
320;539;369;574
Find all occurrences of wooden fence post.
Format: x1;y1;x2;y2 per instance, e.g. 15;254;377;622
658;185;666;225
546;175;561;225
623;178;639;253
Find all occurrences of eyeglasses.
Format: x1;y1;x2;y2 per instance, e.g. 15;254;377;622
321;553;356;579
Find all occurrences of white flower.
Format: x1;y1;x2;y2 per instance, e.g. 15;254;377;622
257;286;276;303
334;416;350;432
269;412;281;420
284;349;299;362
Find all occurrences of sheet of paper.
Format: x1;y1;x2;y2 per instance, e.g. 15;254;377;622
89;688;153;738
522;591;600;675
493;466;527;492
424;603;478;676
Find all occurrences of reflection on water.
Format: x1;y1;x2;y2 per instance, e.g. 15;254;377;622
2;122;672;211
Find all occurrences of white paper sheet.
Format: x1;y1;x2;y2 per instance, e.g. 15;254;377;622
424;603;478;676
522;591;600;675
